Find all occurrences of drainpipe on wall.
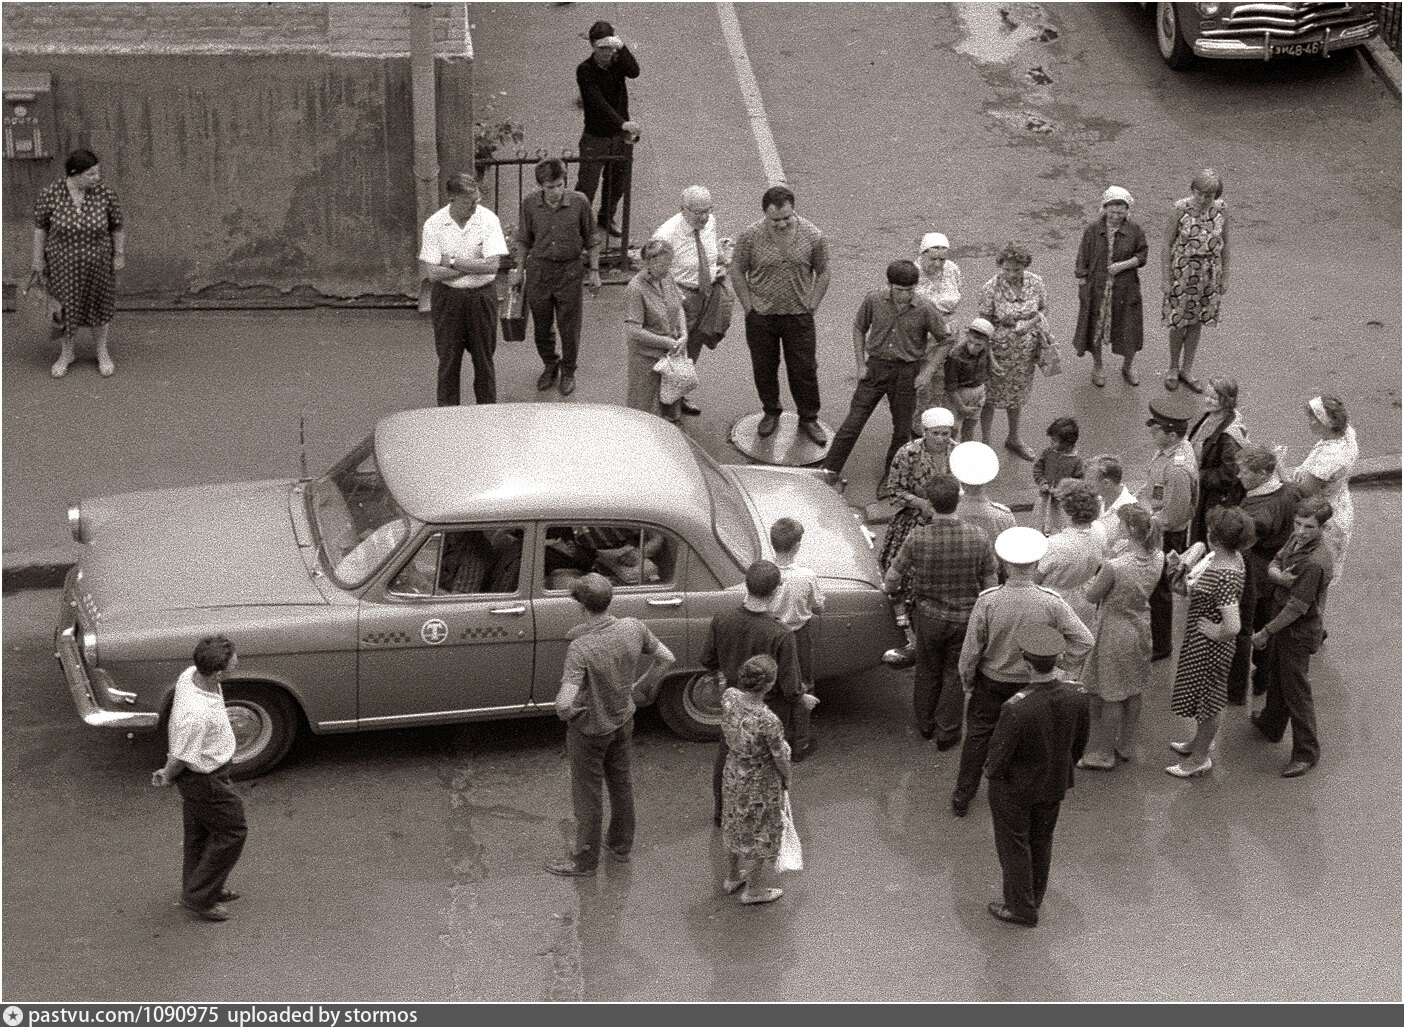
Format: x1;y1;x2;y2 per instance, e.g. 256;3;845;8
409;2;439;313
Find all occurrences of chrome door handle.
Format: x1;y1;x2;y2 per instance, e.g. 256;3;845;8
646;596;683;607
489;605;527;615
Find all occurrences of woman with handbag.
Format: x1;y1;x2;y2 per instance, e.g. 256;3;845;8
623;238;688;423
32;149;125;379
719;654;792;905
976;243;1052;462
1071;186;1148;388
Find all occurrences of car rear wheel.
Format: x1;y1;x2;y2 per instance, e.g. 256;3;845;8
657;672;724;741
225;684;298;779
1156;2;1195;69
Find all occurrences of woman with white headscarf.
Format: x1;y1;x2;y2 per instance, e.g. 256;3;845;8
1072;186;1148;388
912;232;962;432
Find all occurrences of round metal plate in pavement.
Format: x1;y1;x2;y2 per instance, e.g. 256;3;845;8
728;411;833;467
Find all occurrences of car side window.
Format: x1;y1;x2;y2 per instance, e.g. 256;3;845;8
390;528;524;597
543;523;677;591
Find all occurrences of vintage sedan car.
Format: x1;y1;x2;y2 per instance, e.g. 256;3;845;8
56;404;902;778
1150;2;1380;69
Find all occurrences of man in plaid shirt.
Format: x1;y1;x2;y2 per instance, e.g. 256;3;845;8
884;473;998;749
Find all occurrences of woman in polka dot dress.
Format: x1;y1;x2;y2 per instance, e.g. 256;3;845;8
31;149;125;378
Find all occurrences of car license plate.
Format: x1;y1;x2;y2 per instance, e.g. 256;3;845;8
1269;39;1323;58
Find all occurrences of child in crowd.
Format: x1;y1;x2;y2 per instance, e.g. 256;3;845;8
1033;416;1085;535
769;518;825;721
944;317;1003;442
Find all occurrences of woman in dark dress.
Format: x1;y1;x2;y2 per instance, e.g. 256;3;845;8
1072;186;1147;388
32;149;125;379
1188;376;1249;545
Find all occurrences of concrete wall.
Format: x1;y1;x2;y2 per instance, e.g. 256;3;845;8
2;3;474;302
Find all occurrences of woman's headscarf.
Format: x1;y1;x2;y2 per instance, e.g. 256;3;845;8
1100;185;1134;210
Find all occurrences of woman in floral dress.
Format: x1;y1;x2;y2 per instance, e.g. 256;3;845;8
977;243;1051;462
32;148;125;379
1161;168;1230;394
720;655;792;905
1281;395;1358;580
911;231;961;432
878;407;955;571
1167;507;1254;778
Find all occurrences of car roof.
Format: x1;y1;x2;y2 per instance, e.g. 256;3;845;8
374;403;714;526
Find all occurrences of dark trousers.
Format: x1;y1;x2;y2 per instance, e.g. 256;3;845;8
567;718;636;869
744;311;821;421
989;780;1060;924
913;608;968;744
175;768;247;909
1257;632;1320;765
953;672;1023;807
526;257;584;373
1249;588;1275;695
712;691;808;819
821;357;919;475
576;133;632;228
430;281;498;406
1151;528;1188;659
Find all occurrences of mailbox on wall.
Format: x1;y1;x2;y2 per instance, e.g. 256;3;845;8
4;71;54;160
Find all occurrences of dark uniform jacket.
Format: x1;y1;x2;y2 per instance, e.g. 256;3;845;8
985;679;1090;803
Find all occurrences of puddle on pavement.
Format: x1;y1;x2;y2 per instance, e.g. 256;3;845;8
952;2;1058;64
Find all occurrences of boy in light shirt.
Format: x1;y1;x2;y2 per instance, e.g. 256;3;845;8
769;518;824;759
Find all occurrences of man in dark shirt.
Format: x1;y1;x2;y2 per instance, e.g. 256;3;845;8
704;560;807;822
576;20;640;237
822;260;950;476
547;573;675;876
1237;444;1302;697
884;473;997;748
511;158;602;396
984;624;1089;927
1251;496;1334;779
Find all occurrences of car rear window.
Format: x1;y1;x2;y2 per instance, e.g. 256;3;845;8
685;439;759;570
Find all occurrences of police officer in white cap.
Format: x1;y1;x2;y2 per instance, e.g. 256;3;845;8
950;441;1016;555
951;527;1093;817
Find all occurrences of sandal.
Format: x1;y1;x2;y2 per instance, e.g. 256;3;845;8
50;359;71;379
740;887;783;905
723;878;745;895
1163;369;1179;391
1122;367;1140;386
1178;371;1204;393
1090;368;1106;388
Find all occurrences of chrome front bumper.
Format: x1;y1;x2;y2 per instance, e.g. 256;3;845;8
54;602;159;731
1194;22;1378;59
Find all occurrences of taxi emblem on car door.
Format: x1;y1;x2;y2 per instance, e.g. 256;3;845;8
420;618;449;645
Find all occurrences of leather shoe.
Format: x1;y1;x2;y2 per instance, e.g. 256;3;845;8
918;726;935;740
1091;368;1106;388
1250;714;1280;742
536;364;560;391
756;413;779;438
558;372;576;396
680;398;702;416
180;899;230;922
546;858;596;877
951;797;969;818
987;901;1037;927
883;643;917;669
798;419;827;446
607;846;632;862
215;889;241;903
1281;760;1315;778
1165;757;1212;778
792;738;819;763
936;735;961;752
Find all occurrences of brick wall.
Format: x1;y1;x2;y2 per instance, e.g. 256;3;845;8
1;2;471;57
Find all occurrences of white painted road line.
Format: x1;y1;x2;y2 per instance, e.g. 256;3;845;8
716;1;787;185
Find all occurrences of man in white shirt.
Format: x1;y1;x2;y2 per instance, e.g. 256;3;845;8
651;185;731;415
418;172;509;406
1087;454;1138;554
151;635;247;922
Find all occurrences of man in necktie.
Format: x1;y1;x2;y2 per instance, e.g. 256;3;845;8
651;185;733;416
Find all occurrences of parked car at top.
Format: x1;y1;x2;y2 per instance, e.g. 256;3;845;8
56;404;902;778
1150;2;1381;69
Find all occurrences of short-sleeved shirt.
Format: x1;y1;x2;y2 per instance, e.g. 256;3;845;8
556;614;671;736
955;495;1017;549
959;580;1095;685
888;515;997;622
652;211;719;290
945;345;992;390
854;290;950;363
166;667;237;773
730;215;828;315
418;202;509;289
623;270;685;357
771;561;825;632
515;189;598;263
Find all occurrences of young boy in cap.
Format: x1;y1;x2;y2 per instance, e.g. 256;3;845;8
984;622;1090;927
1138;393;1201;659
952;527;1093;817
944;318;1003;443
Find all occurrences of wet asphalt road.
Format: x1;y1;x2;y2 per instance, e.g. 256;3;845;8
3;1;1400;1003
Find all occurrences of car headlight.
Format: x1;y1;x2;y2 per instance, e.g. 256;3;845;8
68;503;84;543
82;629;99;666
1196;2;1220;15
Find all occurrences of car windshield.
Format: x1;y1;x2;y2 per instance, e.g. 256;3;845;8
307;434;414;588
685;438;759;570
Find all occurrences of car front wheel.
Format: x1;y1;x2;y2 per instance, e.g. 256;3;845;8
657;672;724;741
1156;2;1195;69
224;684;298;779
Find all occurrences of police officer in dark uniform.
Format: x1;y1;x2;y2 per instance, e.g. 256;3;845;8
1138;392;1200;660
984;623;1090;927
